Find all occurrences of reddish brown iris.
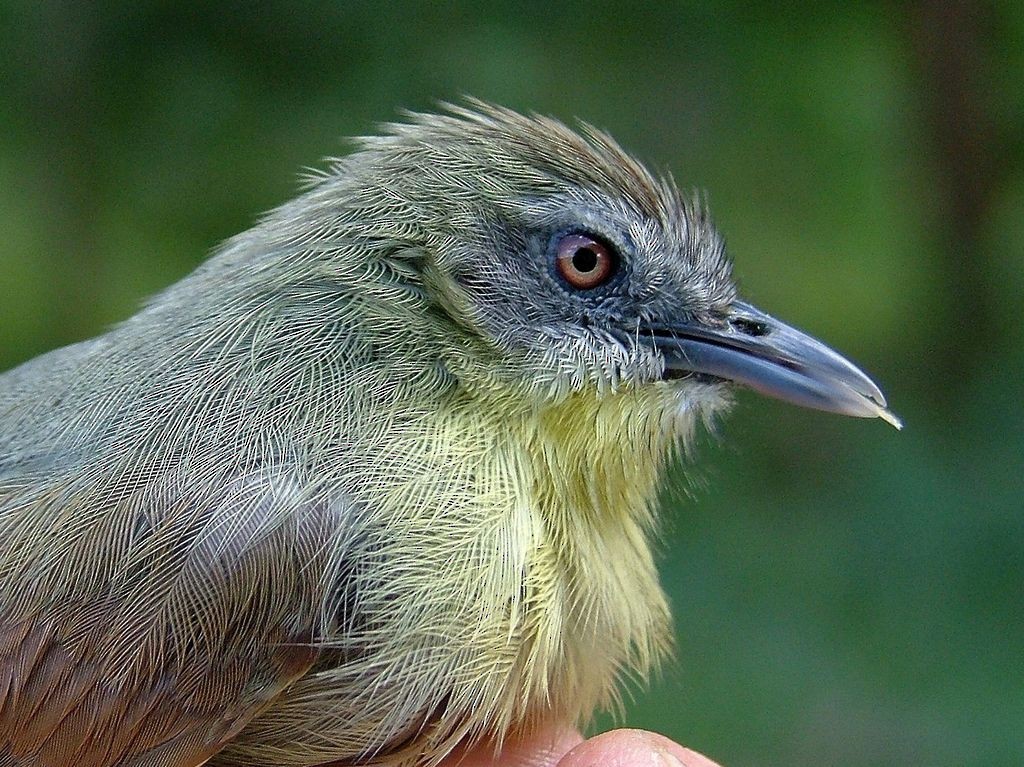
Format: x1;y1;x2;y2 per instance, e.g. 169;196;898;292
554;234;616;290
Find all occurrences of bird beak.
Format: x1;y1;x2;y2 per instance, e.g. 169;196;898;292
653;301;901;428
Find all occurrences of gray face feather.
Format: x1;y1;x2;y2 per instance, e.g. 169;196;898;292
278;103;738;400
279;102;892;420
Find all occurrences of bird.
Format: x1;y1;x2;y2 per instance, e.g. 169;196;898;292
0;102;899;767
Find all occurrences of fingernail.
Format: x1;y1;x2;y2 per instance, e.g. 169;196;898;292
653;748;685;767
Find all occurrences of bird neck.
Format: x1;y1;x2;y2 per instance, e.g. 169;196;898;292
478;384;688;726
524;388;670;528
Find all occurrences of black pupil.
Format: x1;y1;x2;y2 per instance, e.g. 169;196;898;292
572;247;598;273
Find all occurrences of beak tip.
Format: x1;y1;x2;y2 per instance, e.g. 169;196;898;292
879;407;903;430
844;383;901;429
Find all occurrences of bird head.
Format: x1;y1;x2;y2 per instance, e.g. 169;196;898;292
248;102;898;432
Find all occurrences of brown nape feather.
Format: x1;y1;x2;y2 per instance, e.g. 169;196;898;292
0;103;737;767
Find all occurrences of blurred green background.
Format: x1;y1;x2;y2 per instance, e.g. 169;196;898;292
0;2;1020;765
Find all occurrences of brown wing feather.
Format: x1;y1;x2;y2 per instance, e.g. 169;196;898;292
0;464;355;767
0;613;315;767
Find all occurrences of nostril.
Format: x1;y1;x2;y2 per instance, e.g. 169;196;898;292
730;316;769;337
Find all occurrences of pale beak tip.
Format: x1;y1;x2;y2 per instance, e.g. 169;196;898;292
879;407;903;430
851;378;901;430
839;381;902;429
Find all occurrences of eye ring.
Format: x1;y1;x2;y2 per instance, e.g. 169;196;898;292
554;233;617;290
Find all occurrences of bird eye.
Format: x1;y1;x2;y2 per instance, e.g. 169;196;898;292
554;234;617;290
